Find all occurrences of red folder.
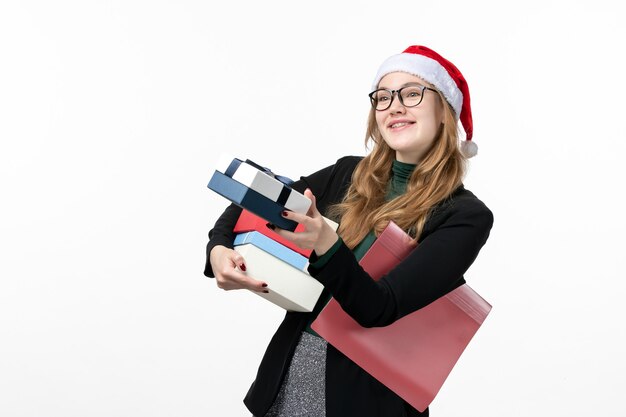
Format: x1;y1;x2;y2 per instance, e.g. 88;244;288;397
311;221;492;412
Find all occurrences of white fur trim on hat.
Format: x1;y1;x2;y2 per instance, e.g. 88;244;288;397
371;53;463;119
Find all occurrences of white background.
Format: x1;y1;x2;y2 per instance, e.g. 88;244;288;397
1;1;624;416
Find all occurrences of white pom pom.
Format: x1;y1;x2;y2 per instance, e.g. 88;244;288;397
460;140;478;158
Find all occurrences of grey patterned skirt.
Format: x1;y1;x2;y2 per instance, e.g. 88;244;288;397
261;331;327;417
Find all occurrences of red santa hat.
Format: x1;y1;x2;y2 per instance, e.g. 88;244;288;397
372;45;477;158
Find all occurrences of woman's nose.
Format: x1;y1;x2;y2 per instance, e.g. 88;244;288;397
388;95;406;113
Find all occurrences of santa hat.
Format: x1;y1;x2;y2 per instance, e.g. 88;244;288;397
372;45;477;158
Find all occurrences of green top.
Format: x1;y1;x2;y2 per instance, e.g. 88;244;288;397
305;159;416;336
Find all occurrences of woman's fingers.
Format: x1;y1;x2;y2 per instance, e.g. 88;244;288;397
210;246;268;292
270;189;331;251
303;188;320;218
279;189;321;226
230;252;247;272
275;189;320;227
216;268;268;292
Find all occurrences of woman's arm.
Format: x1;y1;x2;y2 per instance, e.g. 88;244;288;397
204;203;242;278
204;203;269;292
308;195;494;328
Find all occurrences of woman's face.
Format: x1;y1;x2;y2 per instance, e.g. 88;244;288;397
374;72;444;164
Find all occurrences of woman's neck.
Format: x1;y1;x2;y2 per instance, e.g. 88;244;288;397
387;159;416;198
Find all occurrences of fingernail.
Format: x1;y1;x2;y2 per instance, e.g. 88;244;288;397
262;283;268;287
282;211;288;216
240;264;246;272
266;223;275;230
263;290;269;294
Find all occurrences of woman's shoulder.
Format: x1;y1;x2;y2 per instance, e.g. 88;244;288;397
294;155;363;206
299;155;362;189
333;155;363;171
425;185;494;233
302;155;362;178
449;185;492;213
326;155;363;189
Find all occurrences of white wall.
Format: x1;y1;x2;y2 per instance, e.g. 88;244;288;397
1;1;624;416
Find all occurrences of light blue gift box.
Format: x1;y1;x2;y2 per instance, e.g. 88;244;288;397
233;231;309;271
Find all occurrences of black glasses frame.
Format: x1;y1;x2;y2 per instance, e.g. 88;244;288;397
368;84;438;111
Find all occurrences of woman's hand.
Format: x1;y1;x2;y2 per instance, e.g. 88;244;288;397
209;245;268;292
270;189;339;256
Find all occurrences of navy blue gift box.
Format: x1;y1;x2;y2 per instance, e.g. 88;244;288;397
208;170;299;231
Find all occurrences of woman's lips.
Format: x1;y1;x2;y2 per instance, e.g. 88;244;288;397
388;121;415;130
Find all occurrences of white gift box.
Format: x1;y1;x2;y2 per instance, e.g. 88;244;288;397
214;154;312;214
234;243;324;313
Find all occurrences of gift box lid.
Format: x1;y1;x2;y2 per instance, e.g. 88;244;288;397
214;154;311;214
234;231;309;271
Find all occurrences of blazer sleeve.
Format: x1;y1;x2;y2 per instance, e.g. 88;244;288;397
308;194;494;328
203;202;242;278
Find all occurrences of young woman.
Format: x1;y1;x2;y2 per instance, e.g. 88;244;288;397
205;45;494;417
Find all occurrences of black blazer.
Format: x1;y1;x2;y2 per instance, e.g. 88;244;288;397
204;156;494;417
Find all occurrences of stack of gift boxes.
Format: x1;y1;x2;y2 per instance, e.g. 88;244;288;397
208;154;337;312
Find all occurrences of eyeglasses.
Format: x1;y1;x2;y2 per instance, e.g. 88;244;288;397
368;84;438;111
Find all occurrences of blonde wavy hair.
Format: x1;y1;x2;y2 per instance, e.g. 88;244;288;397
329;89;467;248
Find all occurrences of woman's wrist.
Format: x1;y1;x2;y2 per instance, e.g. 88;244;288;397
209;244;227;266
314;231;339;257
309;237;343;270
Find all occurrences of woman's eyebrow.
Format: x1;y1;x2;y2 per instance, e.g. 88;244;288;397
378;82;426;90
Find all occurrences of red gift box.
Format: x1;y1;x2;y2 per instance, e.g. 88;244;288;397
234;209;312;257
234;209;339;258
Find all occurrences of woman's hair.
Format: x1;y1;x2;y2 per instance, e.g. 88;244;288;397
329;89;467;248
